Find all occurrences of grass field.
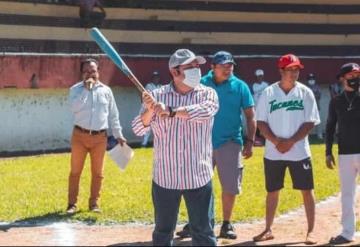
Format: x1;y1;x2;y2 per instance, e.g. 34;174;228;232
0;144;340;224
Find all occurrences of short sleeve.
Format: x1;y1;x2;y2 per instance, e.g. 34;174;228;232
304;89;321;125
255;89;268;122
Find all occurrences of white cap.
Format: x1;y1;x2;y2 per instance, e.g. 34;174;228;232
255;69;264;76
169;49;206;69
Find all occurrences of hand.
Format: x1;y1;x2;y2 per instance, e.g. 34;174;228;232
117;137;127;147
84;78;95;90
142;92;156;111
276;138;295;154
154;103;170;118
242;142;253;159
326;155;336;169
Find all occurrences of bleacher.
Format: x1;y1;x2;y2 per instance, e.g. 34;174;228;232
0;0;360;55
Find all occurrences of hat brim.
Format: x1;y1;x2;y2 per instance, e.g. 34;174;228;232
337;68;360;79
282;62;304;69
181;56;206;66
215;59;236;65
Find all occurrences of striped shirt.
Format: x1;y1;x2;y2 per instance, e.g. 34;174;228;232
132;83;219;190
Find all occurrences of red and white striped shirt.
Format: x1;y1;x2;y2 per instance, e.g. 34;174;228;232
132;83;219;190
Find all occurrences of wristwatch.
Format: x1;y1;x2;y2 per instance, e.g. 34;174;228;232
168;106;176;118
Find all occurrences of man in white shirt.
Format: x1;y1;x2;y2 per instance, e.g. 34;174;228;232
252;69;269;145
253;54;320;245
252;69;269;106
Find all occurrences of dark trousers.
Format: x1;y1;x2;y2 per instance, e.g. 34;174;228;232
152;181;216;246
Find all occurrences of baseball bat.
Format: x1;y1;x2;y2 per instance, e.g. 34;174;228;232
89;27;146;93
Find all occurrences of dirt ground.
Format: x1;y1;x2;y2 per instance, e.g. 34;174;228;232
0;193;359;246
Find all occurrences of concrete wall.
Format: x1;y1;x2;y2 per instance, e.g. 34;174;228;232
0;87;142;153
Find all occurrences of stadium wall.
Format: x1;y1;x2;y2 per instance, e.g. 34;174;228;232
0;87;142;153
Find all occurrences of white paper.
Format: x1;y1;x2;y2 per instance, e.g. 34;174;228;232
108;143;134;170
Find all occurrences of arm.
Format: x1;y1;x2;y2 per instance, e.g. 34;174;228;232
242;106;256;159
95;0;106;14
257;121;280;146
68;84;89;114
325;99;337;169
132;92;155;136
174;88;219;122
108;89;126;145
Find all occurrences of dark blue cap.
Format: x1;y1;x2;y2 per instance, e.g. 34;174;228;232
212;51;236;65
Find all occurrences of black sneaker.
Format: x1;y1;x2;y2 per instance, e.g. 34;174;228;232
176;223;191;238
219;222;237;239
66;204;77;214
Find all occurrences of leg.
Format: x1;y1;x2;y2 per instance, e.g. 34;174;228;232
265;190;280;231
88;133;107;207
338;155;358;241
301;190;315;234
254;159;286;242
152;181;181;246
68;130;88;205
213;142;242;237
288;158;317;244
183;181;216;246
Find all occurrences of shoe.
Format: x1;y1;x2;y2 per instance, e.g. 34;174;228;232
66;204;77;214
176;224;191;238
89;205;101;213
253;229;274;242
329;235;352;245
305;232;317;245
219;222;237;239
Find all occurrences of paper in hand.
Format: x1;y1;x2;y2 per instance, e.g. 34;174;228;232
108;143;134;170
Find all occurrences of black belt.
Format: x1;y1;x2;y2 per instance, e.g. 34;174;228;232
75;125;106;135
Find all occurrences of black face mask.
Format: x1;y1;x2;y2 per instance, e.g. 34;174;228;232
347;77;360;91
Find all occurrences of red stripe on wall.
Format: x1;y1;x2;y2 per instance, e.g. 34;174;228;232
1;55;360;88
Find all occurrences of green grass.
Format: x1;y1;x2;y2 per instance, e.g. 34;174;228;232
0;144;340;224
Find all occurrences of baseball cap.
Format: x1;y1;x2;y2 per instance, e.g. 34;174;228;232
255;69;264;76
212;51;236;65
168;49;206;69
278;54;304;69
307;73;315;79
336;62;360;79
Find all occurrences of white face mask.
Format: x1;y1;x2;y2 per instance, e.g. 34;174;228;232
183;68;201;88
308;79;316;85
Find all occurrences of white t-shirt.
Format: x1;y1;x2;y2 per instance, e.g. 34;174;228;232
256;81;320;161
252;81;269;105
145;82;162;92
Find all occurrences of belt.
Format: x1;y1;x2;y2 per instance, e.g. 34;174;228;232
75;125;106;135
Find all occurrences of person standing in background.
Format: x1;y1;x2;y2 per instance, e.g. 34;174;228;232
306;73;323;140
67;58;126;214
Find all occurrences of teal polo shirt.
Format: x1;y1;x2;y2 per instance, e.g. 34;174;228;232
201;71;254;149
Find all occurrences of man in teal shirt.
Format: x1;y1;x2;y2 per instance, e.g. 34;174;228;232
177;51;256;239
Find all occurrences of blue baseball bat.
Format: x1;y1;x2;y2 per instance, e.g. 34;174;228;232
89;27;146;92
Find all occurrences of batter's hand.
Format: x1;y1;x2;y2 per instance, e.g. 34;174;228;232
142;92;156;111
326;154;336;169
154;103;170;118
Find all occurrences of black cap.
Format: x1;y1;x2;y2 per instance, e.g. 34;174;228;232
337;63;360;79
307;73;315;79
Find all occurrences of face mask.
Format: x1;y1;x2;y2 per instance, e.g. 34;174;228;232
308;79;316;86
347;77;360;91
183;68;201;88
